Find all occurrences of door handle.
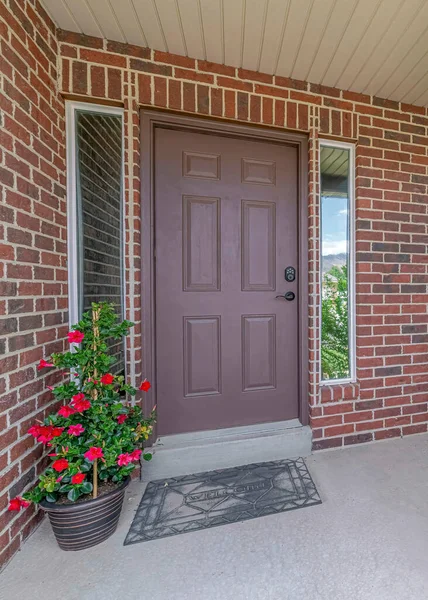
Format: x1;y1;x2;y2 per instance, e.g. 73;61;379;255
275;291;295;301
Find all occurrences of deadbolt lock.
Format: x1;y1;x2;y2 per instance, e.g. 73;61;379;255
285;266;296;282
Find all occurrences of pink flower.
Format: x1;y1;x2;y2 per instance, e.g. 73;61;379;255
117;453;132;466
68;424;85;436
58;405;76;418
139;379;151;392
68;330;84;344
117;449;141;466
8;497;30;511
52;458;69;472
84;447;104;461
129;449;142;462
37;359;54;370
117;414;128;424
100;373;114;385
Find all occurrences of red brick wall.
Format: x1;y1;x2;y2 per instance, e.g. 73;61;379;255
57;31;428;451
0;0;66;568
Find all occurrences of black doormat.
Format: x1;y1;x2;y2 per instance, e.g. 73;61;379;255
124;458;321;545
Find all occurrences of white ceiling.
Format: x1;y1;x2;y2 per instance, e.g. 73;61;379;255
41;0;428;107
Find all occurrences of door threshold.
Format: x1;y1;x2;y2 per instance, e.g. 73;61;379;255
155;419;304;448
141;419;312;482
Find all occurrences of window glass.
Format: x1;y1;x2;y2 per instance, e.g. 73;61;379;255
320;144;352;381
75;111;124;373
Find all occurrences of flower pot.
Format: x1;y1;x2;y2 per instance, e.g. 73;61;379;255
40;477;130;551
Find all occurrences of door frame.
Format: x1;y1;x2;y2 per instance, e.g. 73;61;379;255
140;109;309;432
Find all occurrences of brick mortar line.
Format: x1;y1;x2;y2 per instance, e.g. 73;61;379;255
0;211;69;232
2;135;65;168
58;47;428;118
125;84;136;386
62;54;428;112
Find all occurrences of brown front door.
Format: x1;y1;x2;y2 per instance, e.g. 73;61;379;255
155;127;299;435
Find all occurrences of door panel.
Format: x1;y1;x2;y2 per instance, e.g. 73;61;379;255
183;316;221;397
182;195;221;292
241;200;276;291
155;128;299;435
242;314;276;391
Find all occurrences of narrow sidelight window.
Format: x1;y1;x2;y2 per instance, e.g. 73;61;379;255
320;141;355;383
66;102;125;373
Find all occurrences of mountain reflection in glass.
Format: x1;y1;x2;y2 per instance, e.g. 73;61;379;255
320;145;350;381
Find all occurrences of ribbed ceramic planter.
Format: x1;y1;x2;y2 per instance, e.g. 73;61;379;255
40;477;130;551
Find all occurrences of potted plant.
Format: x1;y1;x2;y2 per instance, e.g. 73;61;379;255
8;302;155;551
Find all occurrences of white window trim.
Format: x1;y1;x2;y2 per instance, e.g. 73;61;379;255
65;101;125;330
318;139;356;386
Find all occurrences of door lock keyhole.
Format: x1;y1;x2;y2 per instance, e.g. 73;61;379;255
285;266;296;282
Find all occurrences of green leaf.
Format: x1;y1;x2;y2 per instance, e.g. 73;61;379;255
67;488;81;502
143;453;153;461
59;484;73;493
45;493;57;503
81;481;93;494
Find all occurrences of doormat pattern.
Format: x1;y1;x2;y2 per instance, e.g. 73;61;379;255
124;458;321;545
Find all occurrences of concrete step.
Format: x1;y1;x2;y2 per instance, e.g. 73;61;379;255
141;419;312;481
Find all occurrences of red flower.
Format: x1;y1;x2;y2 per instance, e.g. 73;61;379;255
70;393;91;413
68;424;85;436
71;473;86;485
52;458;69;472
28;424;63;444
58;404;76;418
37;430;54;444
67;330;84;344
117;453;132;466
139;379;151;392
84;447;104;461
73;399;91;413
37;359;54;370
100;373;114;385
28;424;43;438
130;448;142;462
8;498;21;511
117;414;128;424
8;497;30;511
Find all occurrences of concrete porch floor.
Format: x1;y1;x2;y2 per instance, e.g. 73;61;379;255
3;434;428;600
